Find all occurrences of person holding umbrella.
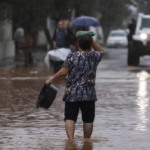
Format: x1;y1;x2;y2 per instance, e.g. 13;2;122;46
46;31;104;140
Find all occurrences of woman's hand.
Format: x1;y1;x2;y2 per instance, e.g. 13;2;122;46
92;40;104;53
45;67;68;85
46;77;53;85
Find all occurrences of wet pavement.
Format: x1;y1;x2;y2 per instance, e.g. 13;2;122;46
0;48;150;150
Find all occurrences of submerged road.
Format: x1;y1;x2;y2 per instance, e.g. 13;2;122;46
0;48;150;150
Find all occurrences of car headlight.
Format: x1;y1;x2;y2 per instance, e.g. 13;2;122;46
140;33;148;40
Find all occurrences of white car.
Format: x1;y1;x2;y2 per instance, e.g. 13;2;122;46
106;29;128;47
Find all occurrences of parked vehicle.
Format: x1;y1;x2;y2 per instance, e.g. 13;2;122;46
128;13;150;66
106;29;128;47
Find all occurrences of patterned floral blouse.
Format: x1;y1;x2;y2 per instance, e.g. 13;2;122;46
63;50;103;102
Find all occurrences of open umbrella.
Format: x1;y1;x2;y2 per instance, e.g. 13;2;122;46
71;16;100;27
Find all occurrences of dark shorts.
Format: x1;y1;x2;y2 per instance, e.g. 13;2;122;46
64;101;95;123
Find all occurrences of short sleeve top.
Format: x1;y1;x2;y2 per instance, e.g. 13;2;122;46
62;50;103;102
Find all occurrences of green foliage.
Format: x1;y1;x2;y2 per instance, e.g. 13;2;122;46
128;0;150;14
1;0;150;38
138;0;150;14
0;1;12;20
11;0;52;31
7;0;97;31
95;0;129;39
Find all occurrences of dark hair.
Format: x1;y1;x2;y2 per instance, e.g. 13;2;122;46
78;35;92;50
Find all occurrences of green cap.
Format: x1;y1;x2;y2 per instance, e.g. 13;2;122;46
76;30;95;37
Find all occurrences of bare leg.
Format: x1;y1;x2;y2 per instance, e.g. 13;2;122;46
65;120;75;140
83;123;93;139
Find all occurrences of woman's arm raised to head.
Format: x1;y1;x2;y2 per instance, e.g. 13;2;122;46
92;40;104;54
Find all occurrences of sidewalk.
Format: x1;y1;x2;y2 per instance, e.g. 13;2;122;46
0;50;47;68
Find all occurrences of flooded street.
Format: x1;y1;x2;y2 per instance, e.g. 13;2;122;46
0;48;150;150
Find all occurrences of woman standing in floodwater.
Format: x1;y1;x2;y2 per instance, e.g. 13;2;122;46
46;31;104;140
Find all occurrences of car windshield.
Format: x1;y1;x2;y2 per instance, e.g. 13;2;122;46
141;18;150;28
110;32;125;37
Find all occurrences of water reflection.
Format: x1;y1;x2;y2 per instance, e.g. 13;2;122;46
136;71;149;131
82;140;93;150
65;139;93;150
65;140;77;150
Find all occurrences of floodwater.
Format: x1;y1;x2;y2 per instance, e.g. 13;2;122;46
0;48;150;150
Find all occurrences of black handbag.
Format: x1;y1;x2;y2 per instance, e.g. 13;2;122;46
36;84;58;109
